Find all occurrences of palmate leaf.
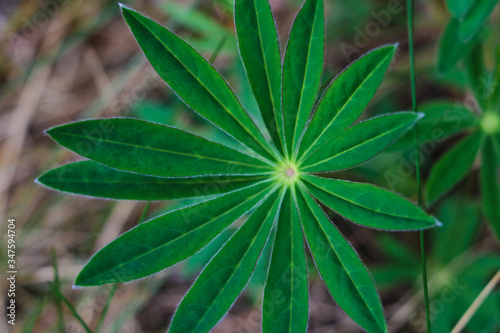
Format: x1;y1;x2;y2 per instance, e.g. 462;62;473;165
302;112;421;172
36;161;266;201
426;131;483;206
282;0;324;157
262;188;308;333
296;186;386;333
168;189;283;333
75;181;275;286
298;45;397;161
235;0;284;153
47;118;273;178
302;175;438;230
38;1;444;332
480;137;500;241
120;6;276;161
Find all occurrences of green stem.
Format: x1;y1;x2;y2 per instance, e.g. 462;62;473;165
95;283;118;333
139;202;151;224
50;249;65;332
407;1;431;332
49;282;93;333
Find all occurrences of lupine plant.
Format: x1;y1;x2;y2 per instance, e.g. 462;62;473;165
37;0;441;331
427;0;500;240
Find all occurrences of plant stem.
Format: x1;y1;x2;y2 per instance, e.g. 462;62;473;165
451;269;500;333
50;249;65;332
139;202;151;224
49;282;93;333
95;283;119;333
407;0;431;332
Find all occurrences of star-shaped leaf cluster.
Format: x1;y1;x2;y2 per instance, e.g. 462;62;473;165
426;45;500;241
37;0;440;332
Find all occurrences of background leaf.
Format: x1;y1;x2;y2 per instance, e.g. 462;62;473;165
426;131;483;206
47;118;272;178
235;0;284;153
37;161;266;201
480;137;500;241
388;102;479;151
121;6;275;160
458;0;498;42
302;175;438;230
296;187;386;333
447;0;476;18
437;19;482;74
75;181;274;286
282;0;324;157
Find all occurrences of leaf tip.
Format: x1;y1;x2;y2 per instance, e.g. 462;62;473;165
416;112;425;121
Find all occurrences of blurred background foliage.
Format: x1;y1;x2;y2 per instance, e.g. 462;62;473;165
0;0;499;332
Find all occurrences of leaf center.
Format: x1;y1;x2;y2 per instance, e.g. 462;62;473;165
480;112;500;134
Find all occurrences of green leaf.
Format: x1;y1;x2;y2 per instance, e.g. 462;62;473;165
296;187;386;333
488;45;500;108
75;181;275;286
302;112;420;172
298;45;397;161
47;118;272;178
426;131;483;205
36;161;266;201
181;227;236;278
447;0;476;18
376;234;419;262
458;0;498;42
480;137;500;241
283;0;324;156
168;189;283;333
121;6;275;160
302;175;438;230
466;42;487;108
432;196;479;264
262;188;308;333
235;0;284;153
389;101;479;151
437;19;482;74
